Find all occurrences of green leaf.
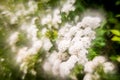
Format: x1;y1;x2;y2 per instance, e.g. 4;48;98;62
116;1;120;5
116;14;120;17
111;36;120;42
110;55;118;61
117;56;120;62
111;30;120;36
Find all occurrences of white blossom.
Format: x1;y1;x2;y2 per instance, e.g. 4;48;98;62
92;56;107;66
66;55;78;69
84;61;96;73
52;9;61;27
42;37;53;51
0;58;5;62
103;62;116;74
78;51;88;65
52;59;61;75
80;37;91;48
41;14;52;26
61;0;76;14
83;73;93;80
43;61;52;72
16;47;28;63
8;32;19;46
58;23;72;37
27;1;37;13
41;28;47;35
30;69;36;76
69;26;79;36
58;39;70;52
48;51;58;65
81;16;101;29
28;40;42;54
26;24;38;41
69;41;83;55
60;62;70;77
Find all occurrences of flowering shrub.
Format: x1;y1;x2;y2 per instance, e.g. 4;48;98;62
0;0;120;80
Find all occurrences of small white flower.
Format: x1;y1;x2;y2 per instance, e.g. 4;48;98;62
52;59;61;75
42;37;53;51
48;51;58;65
81;16;101;29
69;26;79;36
76;22;82;28
28;40;42;54
69;41;83;55
74;30;84;38
30;69;36;76
41;28;47;36
10;16;18;24
58;23;72;37
103;62;116;74
83;27;92;35
92;56;107;66
78;56;88;65
58;39;70;52
8;32;19;46
77;50;88;65
61;0;75;14
80;37;91;48
0;58;5;62
52;9;61;24
16;47;28;63
59;62;70;77
66;55;78;69
41;14;52;25
84;61;96;73
75;16;79;23
20;62;28;74
26;24;38;41
43;61;52;72
27;1;37;13
83;73;93;80
68;0;76;4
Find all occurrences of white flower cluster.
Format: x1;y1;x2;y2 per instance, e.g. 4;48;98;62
8;20;42;76
8;18;53;77
84;56;116;80
4;0;53;77
5;0;117;79
1;1;37;24
61;0;76;14
41;9;61;29
43;16;102;77
8;31;20;52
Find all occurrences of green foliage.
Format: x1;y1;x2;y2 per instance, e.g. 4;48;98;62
87;48;98;60
72;64;84;75
111;36;120;42
110;55;120;62
111;29;120;42
111;30;120;36
71;64;84;80
16;32;29;47
116;0;120;5
45;29;58;41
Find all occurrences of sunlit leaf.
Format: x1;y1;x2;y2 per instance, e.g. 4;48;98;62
117;56;120;62
111;30;120;36
111;36;120;42
116;14;120;17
